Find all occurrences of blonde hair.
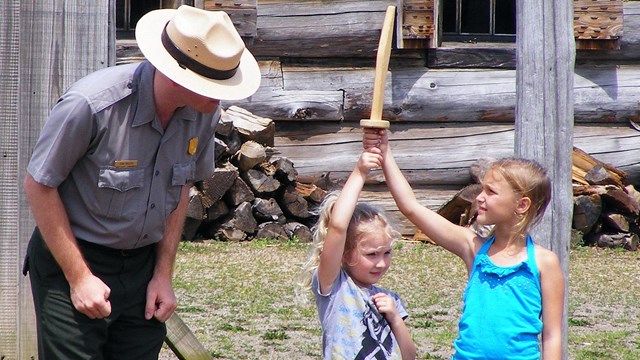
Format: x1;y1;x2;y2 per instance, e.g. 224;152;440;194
297;191;399;300
488;158;551;241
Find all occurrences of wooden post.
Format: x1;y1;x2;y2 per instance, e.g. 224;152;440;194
7;1;111;357
0;2;24;358
515;1;573;358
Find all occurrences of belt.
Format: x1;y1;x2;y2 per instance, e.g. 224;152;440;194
77;239;155;257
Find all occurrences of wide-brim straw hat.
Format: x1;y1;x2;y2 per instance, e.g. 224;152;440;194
136;5;261;101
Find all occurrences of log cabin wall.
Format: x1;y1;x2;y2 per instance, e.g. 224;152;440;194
117;0;640;235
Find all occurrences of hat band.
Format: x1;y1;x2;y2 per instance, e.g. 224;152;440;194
161;24;239;80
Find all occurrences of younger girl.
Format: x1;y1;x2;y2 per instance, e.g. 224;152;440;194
300;147;417;360
364;128;564;360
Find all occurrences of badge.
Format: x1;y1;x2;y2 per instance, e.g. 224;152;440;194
188;137;198;156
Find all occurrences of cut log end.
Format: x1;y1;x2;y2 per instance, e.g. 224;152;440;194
360;119;390;128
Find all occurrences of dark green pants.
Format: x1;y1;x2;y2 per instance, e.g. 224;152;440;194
24;228;166;360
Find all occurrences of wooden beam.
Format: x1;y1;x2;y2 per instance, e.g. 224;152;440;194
515;0;574;358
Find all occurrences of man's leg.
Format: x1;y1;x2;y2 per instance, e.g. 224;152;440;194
26;229;109;360
105;303;166;360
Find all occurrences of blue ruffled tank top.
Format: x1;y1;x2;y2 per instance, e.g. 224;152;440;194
452;235;542;360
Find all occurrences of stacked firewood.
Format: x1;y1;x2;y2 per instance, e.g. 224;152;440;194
182;106;333;243
571;147;639;251
416;149;640;251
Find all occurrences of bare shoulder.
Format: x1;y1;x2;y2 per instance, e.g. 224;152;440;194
461;234;488;272
533;245;562;275
472;235;489;253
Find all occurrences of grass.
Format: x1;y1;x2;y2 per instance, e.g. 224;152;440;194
161;240;640;360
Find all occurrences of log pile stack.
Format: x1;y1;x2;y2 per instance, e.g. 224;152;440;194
416;149;640;251
182;106;334;243
571;147;639;251
185;107;639;252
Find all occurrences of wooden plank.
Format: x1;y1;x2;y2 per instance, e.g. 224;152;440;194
577;1;640;61
165;313;212;360
220;9;257;38
574;0;623;51
401;0;435;42
573;0;622;15
574;11;623;40
230;60;345;120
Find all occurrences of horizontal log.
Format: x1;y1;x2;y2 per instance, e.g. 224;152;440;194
249;0;395;58
360;185;461;236
227;62;640;124
117;2;640;66
116;3;640;123
427;46;516;69
271;122;640;186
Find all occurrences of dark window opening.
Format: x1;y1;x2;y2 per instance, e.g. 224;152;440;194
116;1;194;39
442;0;516;43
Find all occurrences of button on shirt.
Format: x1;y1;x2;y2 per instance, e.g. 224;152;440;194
27;61;218;249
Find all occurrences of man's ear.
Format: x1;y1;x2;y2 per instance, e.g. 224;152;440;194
516;196;532;215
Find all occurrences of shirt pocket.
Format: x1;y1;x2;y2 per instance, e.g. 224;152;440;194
96;167;145;220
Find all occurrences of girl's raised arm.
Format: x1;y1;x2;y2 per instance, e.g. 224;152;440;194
364;128;478;270
316;148;382;293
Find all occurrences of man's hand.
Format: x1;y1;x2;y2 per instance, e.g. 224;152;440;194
145;276;177;322
70;274;112;319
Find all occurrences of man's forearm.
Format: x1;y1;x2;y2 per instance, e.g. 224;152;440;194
24;174;91;284
154;184;190;280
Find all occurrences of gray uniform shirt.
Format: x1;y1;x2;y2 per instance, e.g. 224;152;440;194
27;61;218;249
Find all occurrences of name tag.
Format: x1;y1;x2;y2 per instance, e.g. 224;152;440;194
114;160;138;168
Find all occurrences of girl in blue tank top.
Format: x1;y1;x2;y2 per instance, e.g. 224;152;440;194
364;128;565;360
